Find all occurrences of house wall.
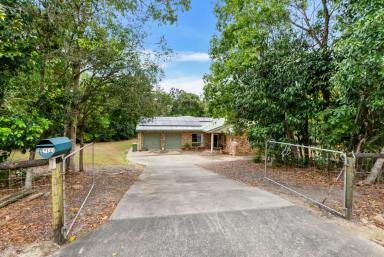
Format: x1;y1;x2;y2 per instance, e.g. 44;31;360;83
139;131;252;154
204;134;211;148
138;132;144;151
181;132;212;149
181;133;192;147
225;134;253;155
160;132;166;150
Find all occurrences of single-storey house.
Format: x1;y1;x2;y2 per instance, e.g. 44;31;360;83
136;116;253;154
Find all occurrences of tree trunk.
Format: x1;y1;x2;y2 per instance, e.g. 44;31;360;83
364;147;384;184
79;125;84;172
68;117;77;172
68;61;81;172
300;119;310;165
64;120;70;137
25;149;36;190
284;112;295;142
349;95;368;152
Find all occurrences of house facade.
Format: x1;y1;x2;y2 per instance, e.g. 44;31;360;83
136;116;253;155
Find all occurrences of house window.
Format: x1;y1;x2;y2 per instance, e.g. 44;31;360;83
192;134;202;146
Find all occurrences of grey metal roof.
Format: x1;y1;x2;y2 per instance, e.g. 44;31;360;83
202;118;226;132
136;116;222;132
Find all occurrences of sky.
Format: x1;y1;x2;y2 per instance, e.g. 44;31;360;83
144;1;217;96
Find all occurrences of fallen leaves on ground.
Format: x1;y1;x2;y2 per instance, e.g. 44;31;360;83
200;160;384;230
0;165;141;256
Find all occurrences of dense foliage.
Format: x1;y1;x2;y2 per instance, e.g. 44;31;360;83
204;0;383;153
151;88;206;117
0;0;191;157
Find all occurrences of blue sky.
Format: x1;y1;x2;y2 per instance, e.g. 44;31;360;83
144;1;217;96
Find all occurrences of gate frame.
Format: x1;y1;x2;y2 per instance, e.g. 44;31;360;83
61;142;95;238
264;140;352;218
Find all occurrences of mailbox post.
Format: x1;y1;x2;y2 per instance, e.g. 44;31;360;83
36;137;71;244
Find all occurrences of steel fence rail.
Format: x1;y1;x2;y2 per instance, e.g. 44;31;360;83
264;140;350;218
62;142;95;238
267;140;346;155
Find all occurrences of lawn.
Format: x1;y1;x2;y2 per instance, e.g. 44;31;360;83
8;140;136;166
79;140;135;166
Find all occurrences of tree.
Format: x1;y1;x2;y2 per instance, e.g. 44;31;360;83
151;90;174;116
332;0;384;183
206;0;384;182
53;0;190;170
205;0;336;149
204;0;336;120
1;0;191;170
0;115;49;162
150;89;205;117
169;88;205;116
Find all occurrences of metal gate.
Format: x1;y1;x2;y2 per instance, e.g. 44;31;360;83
264;140;350;217
62;143;95;238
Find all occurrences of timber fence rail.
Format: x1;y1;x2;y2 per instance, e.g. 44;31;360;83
0;143;96;243
0;161;52;208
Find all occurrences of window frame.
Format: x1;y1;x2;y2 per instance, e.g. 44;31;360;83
191;133;202;147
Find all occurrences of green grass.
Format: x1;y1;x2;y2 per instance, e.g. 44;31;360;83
81;140;135;166
8;140;136;166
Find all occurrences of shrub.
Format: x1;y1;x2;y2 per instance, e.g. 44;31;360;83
183;142;192;150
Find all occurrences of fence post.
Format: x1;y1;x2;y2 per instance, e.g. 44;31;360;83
51;159;65;244
344;157;355;219
264;141;268;177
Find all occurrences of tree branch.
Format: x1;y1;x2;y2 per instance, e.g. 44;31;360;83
321;0;330;48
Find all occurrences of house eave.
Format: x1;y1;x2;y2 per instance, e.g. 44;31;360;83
136;126;205;132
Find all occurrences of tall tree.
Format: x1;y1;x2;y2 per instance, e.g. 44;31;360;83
169;88;205;117
1;0;192;175
56;0;190;170
204;0;336;120
332;0;384;183
205;0;336;148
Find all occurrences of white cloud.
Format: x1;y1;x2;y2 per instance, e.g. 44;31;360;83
159;76;205;95
174;51;210;62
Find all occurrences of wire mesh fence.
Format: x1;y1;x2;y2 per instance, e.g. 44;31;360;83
264;140;348;217
350;153;384;226
355;153;384;184
0;163;54;248
0;164;52;206
62;143;95;239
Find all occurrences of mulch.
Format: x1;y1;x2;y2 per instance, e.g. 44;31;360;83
0;165;142;255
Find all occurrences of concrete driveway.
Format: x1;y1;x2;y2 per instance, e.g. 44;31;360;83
52;153;384;257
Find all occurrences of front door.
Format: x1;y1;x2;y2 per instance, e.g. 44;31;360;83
213;134;219;148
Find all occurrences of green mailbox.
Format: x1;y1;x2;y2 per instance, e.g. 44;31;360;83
36;137;72;159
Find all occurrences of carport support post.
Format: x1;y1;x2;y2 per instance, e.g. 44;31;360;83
210;133;214;154
51;158;65;244
344;157;355;219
